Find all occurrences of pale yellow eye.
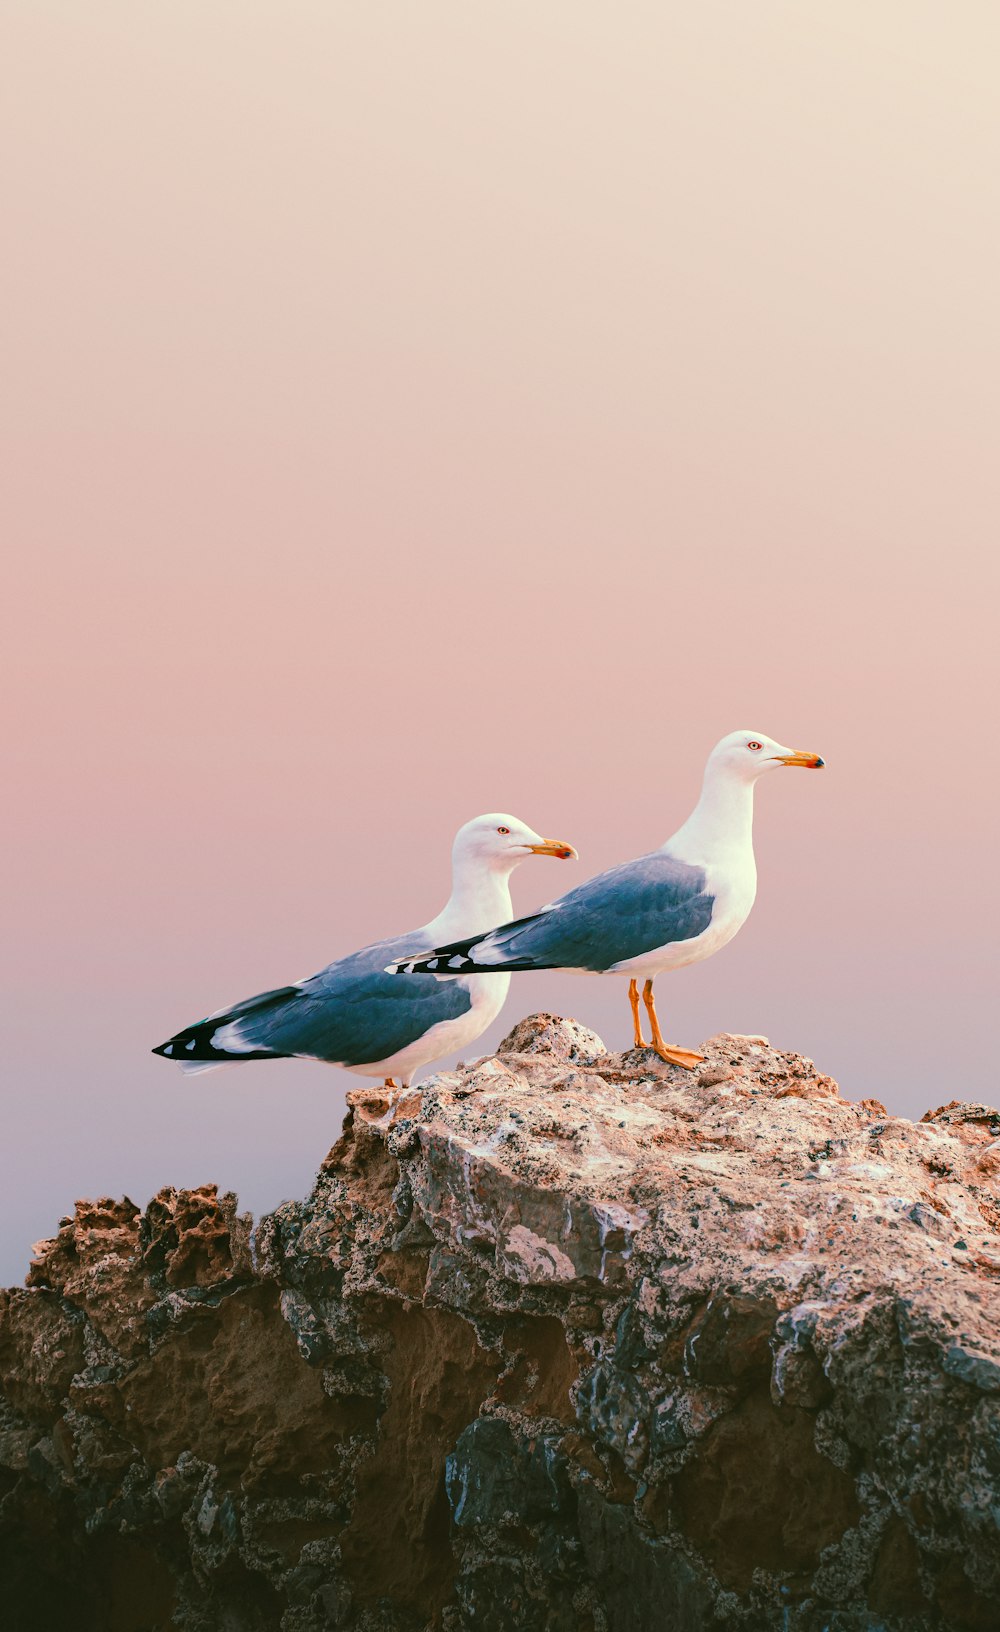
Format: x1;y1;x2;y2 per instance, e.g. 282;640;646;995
747;740;762;751
497;825;510;834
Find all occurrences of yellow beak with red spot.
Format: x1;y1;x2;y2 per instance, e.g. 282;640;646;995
529;839;578;859
774;749;825;768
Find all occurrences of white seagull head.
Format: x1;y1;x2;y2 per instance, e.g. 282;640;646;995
452;813;578;873
708;730;825;783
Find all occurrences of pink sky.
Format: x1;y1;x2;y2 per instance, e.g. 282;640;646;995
3;3;999;1281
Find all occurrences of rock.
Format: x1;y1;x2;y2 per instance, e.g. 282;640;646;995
1;1013;999;1630
942;1343;1000;1394
496;1011;607;1063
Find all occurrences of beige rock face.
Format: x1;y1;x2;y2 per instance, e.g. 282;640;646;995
1;1015;999;1631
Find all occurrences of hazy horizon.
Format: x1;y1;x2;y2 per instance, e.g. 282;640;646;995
3;2;999;1284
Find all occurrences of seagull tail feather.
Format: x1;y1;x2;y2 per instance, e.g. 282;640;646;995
152;984;299;1070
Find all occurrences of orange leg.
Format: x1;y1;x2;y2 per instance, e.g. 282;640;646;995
627;978;646;1048
384;1077;399;1091
642;979;705;1070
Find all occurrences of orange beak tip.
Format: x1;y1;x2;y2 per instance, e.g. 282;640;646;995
778;750;825;769
530;840;578;860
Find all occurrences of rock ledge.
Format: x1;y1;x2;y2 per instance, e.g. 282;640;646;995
2;1016;999;1631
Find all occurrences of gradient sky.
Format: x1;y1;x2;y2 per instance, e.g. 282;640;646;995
3;3;999;1284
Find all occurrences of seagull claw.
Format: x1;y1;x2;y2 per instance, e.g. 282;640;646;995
645;1043;705;1071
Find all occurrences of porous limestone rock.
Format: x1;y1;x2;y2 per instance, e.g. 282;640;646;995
1;1015;999;1630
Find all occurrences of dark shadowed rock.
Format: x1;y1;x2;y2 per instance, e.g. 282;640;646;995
1;1016;999;1630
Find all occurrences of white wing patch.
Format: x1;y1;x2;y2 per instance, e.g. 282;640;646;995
211;1019;264;1054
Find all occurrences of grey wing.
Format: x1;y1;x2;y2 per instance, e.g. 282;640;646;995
236;933;473;1065
466;852;714;972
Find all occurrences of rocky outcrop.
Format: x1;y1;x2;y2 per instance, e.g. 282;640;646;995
2;1015;999;1631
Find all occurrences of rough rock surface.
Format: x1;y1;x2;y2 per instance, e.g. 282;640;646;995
2;1015;1000;1631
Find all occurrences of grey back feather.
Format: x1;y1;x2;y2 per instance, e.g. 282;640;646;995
227;931;472;1065
467;852;713;971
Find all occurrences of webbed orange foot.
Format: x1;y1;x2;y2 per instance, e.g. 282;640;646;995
644;1042;705;1071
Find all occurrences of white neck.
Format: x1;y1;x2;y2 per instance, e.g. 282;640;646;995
666;763;757;864
423;857;516;942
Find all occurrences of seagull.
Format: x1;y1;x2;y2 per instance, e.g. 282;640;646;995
388;732;824;1069
153;814;576;1087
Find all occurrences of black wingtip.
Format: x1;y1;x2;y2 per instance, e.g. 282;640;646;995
152;1027;219;1063
393;953;474;976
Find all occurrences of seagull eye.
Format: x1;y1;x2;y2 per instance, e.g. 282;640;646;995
497;826;510;835
747;741;762;751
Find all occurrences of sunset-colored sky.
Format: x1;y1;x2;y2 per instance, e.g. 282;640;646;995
3;3;999;1282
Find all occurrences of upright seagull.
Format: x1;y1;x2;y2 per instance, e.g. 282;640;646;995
389;732;824;1069
153;814;576;1087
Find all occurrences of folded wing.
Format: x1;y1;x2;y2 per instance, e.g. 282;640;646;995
390;853;714;976
154;934;473;1071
